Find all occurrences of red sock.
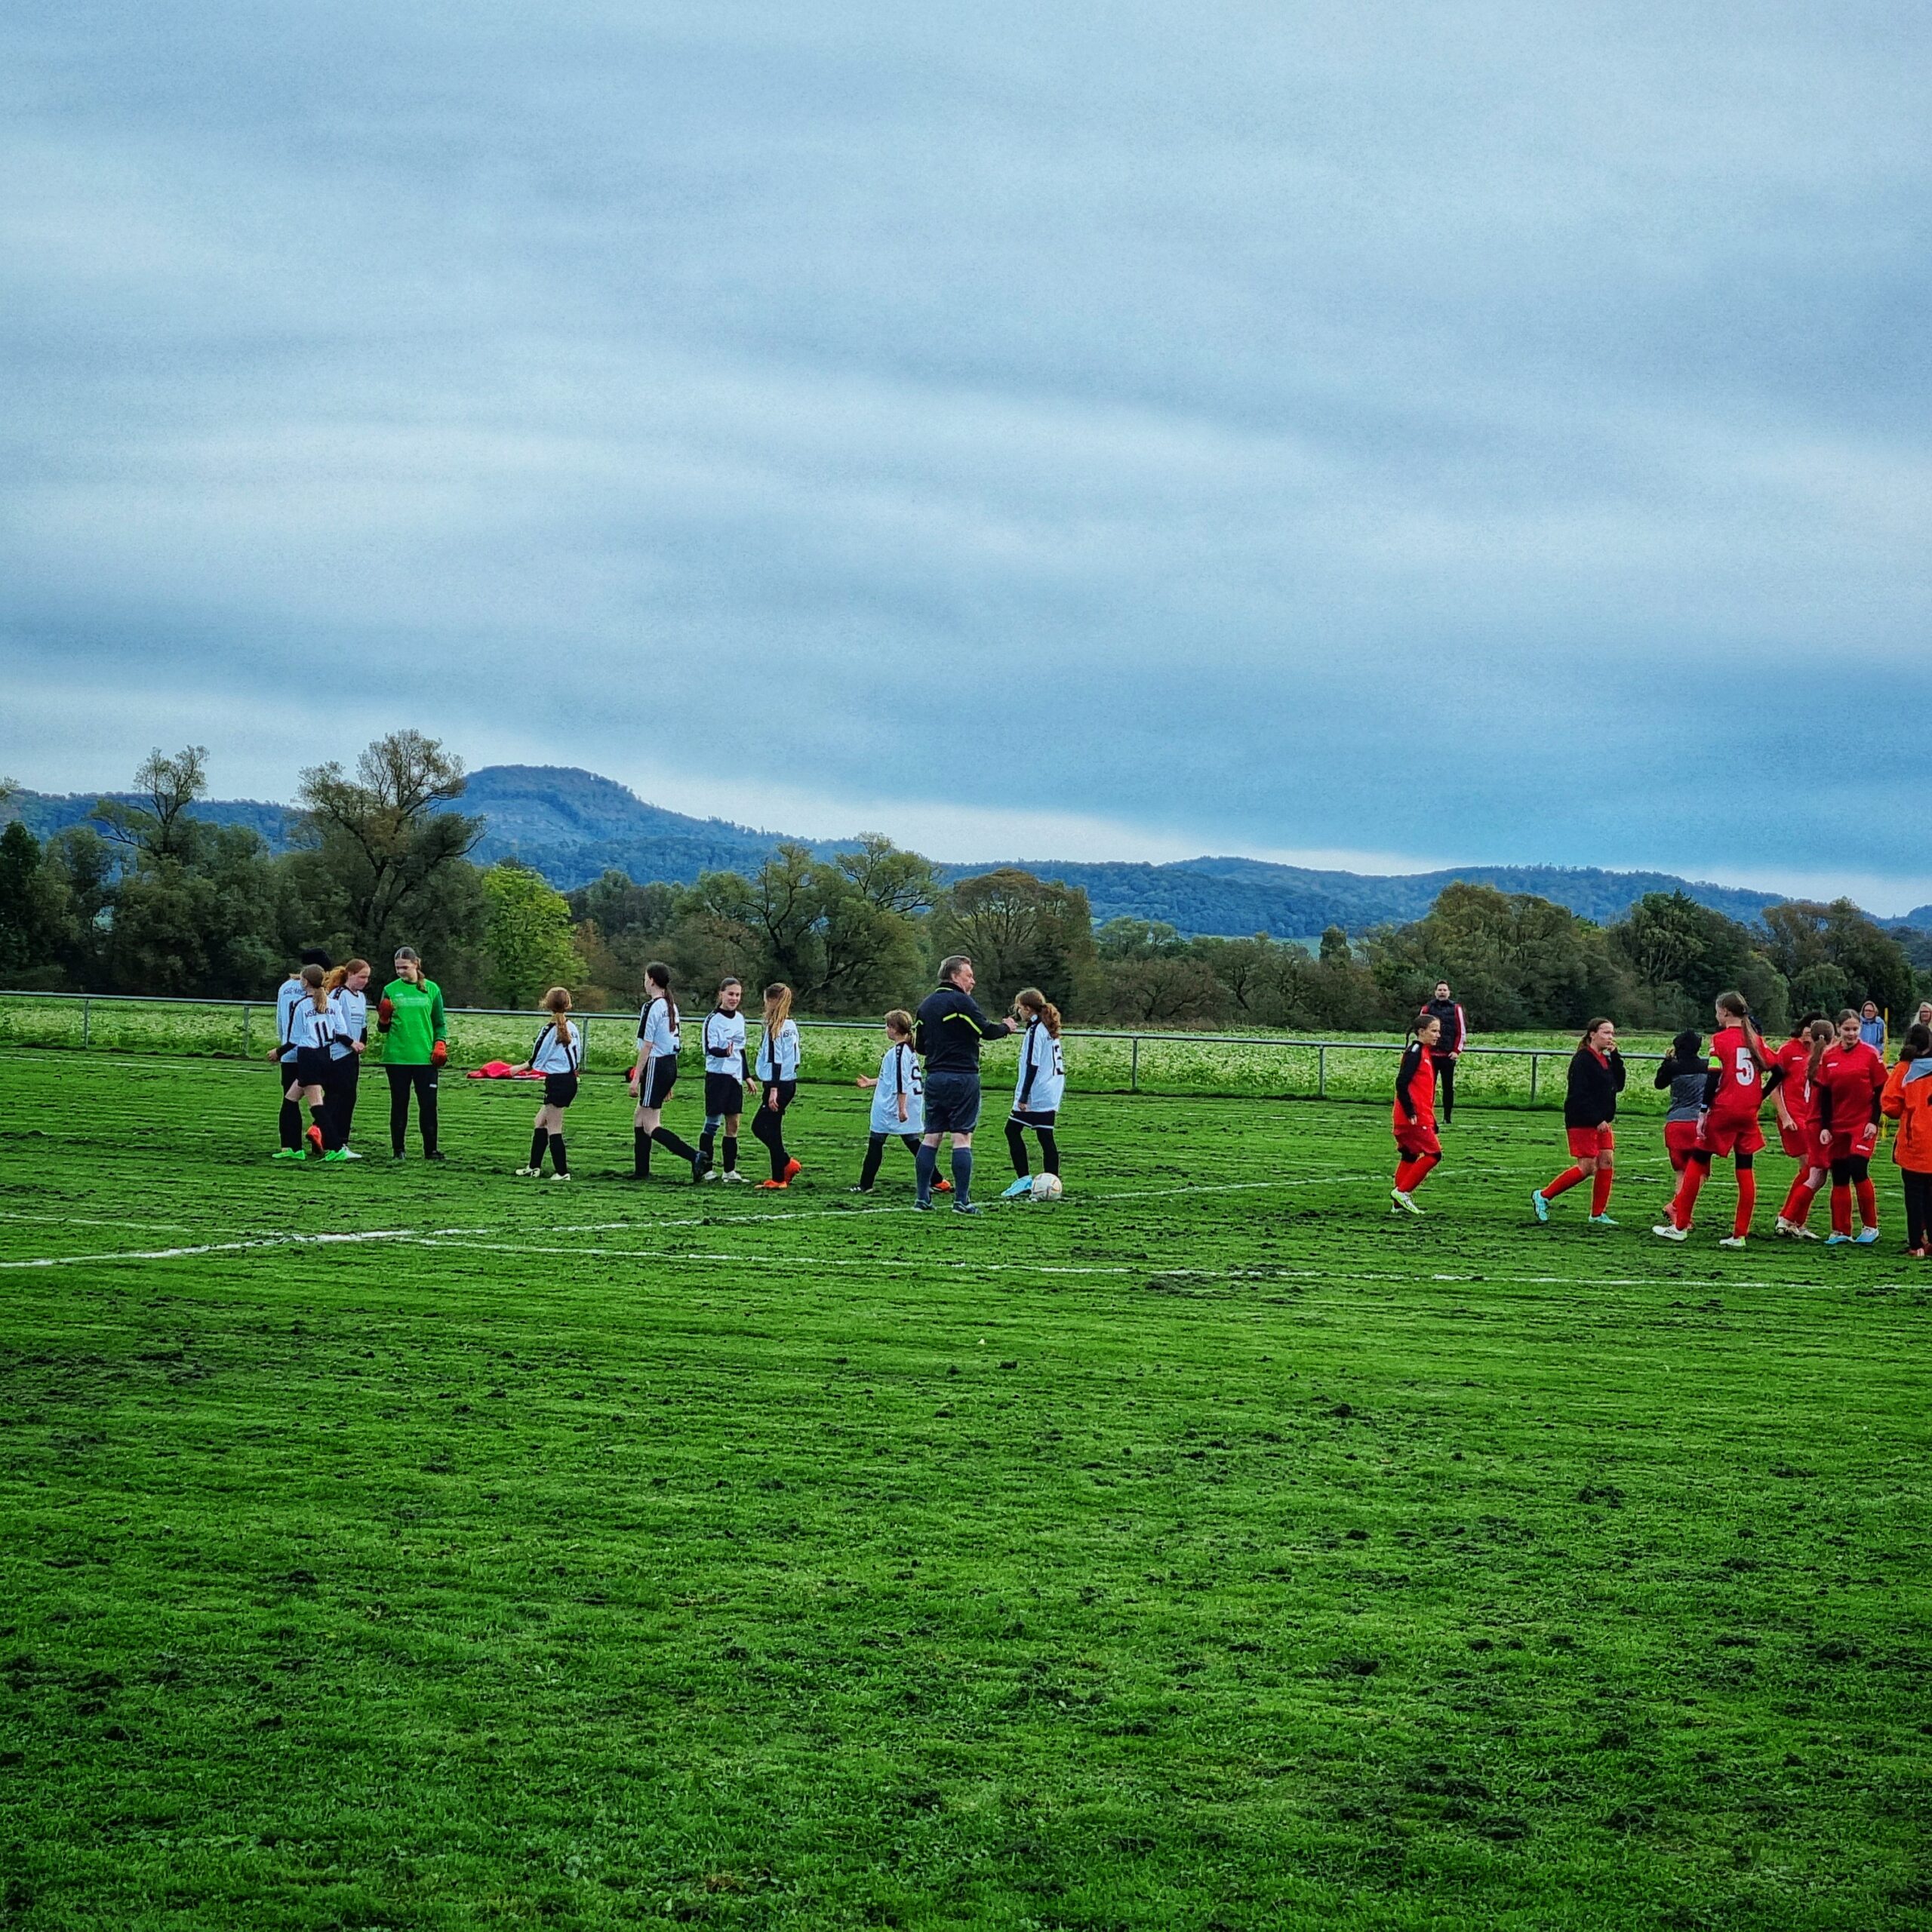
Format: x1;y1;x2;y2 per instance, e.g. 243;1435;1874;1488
1856;1179;1878;1229
1394;1158;1417;1192
1734;1169;1756;1240
1543;1164;1586;1200
1831;1184;1852;1236
1590;1167;1614;1216
1413;1152;1440;1192
1673;1162;1707;1229
1780;1177;1812;1224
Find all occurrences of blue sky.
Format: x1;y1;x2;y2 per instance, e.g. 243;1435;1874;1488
3;2;1928;908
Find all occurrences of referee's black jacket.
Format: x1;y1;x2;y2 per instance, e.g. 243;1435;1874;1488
915;985;1009;1074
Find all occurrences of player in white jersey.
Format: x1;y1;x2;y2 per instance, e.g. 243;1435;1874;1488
271;949;331;1158
852;1009;937;1194
1001;989;1066;1197
320;959;371;1159
513;986;583;1180
751;983;803;1188
697;976;751;1183
281;964;335;1160
629;963;705;1181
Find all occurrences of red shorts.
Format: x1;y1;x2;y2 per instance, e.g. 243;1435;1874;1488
1566;1124;1614;1160
1664;1121;1702;1171
1700;1113;1765;1159
1780;1121;1817;1163
1821;1128;1877;1167
1395;1122;1441;1161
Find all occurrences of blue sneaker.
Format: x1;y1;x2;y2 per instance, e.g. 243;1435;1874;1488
1587;1213;1617;1228
1531;1190;1549;1224
1855;1227;1880;1245
1001;1177;1033;1200
952;1201;983;1216
1825;1232;1852;1246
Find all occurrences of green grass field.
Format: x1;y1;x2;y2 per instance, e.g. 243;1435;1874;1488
2;1052;1928;1930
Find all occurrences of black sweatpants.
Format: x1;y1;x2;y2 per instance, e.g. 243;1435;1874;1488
859;1130;922;1190
1431;1052;1457;1124
326;1055;361;1150
1904;1168;1932;1251
386;1063;439;1156
751;1080;798;1180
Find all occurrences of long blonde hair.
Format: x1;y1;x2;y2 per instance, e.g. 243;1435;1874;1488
543;984;574;1045
764;983;793;1032
1014;987;1061;1038
300;961;328;1013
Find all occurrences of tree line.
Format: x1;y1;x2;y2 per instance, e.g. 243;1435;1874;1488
1;737;1924;1032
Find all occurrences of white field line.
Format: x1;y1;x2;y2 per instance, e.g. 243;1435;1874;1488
0;1209;197;1232
0;1229;421;1271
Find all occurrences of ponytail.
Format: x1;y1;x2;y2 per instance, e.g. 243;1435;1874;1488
645;962;677;1034
300;962;328;1014
1715;991;1768;1072
764;983;793;1032
1014;987;1061;1038
543;984;574;1047
1807;1019;1833;1082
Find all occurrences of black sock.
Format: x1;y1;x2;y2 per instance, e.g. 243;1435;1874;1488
723;1134;738;1173
653;1124;700;1164
951;1145;974;1206
549;1133;568;1177
915;1141;937;1201
634;1126;651;1178
859;1132;886;1191
279;1094;301;1151
1004;1120;1029;1178
529;1128;549;1170
699;1123;716;1161
1038;1128;1059;1177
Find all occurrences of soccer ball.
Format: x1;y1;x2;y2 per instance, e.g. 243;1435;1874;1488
1030;1173;1064;1201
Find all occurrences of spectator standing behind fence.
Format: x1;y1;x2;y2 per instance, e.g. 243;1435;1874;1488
1860;1001;1887;1054
377;946;448;1161
1420;982;1467;1123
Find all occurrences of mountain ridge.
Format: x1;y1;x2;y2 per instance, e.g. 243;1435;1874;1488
13;763;1924;936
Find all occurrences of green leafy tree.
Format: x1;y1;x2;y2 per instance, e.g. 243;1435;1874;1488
91;746;210;862
0;820;69;986
1761;900;1915;1020
1100;955;1229;1026
483;863;583;1007
928;869;1097;1014
297;731;482;957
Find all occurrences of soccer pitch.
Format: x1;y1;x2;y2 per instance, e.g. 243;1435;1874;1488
2;1053;1927;1930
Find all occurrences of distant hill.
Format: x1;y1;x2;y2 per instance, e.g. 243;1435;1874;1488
14;790;302;848
11;762;1921;936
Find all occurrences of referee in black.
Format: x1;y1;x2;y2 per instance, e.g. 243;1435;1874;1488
913;954;1017;1213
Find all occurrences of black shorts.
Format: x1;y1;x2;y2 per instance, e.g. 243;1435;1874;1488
1009;1108;1057;1130
292;1047;332;1088
704;1072;746;1118
924;1071;982;1136
543;1072;580;1109
638;1059;678;1109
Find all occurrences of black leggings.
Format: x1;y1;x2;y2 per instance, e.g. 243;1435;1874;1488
1903;1169;1932;1251
386;1063;439;1156
1830;1155;1872;1186
751;1080;797;1180
1431;1052;1457;1123
326;1056;361;1150
860;1131;921;1190
1006;1114;1060;1177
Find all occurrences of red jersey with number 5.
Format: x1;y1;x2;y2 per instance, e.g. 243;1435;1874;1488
1706;1025;1767;1123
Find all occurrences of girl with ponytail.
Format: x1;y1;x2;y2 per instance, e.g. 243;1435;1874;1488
1655;992;1784;1246
1001;989;1068;1198
629;964;705;1182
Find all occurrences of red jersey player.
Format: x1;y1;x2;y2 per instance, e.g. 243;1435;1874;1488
1655;992;1783;1246
1391;1014;1442;1215
1814;1008;1887;1243
1772;1016;1832;1238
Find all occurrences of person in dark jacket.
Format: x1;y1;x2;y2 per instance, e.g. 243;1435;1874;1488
1420;983;1468;1122
912;955;1017;1214
1531;1018;1626;1226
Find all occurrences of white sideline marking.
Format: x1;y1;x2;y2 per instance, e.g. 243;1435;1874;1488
0;1229;420;1271
0;1209;196;1232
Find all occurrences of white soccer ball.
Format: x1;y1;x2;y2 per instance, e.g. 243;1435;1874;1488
1030;1173;1064;1201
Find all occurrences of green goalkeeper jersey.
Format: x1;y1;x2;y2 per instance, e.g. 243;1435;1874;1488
378;977;446;1065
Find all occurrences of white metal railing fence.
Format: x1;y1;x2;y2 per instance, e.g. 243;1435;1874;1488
0;986;1668;1109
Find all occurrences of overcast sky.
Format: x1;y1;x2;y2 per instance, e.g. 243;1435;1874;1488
3;2;1927;907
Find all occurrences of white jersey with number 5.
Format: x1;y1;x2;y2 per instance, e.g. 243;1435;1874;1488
1013;1019;1065;1114
870;1041;924;1134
